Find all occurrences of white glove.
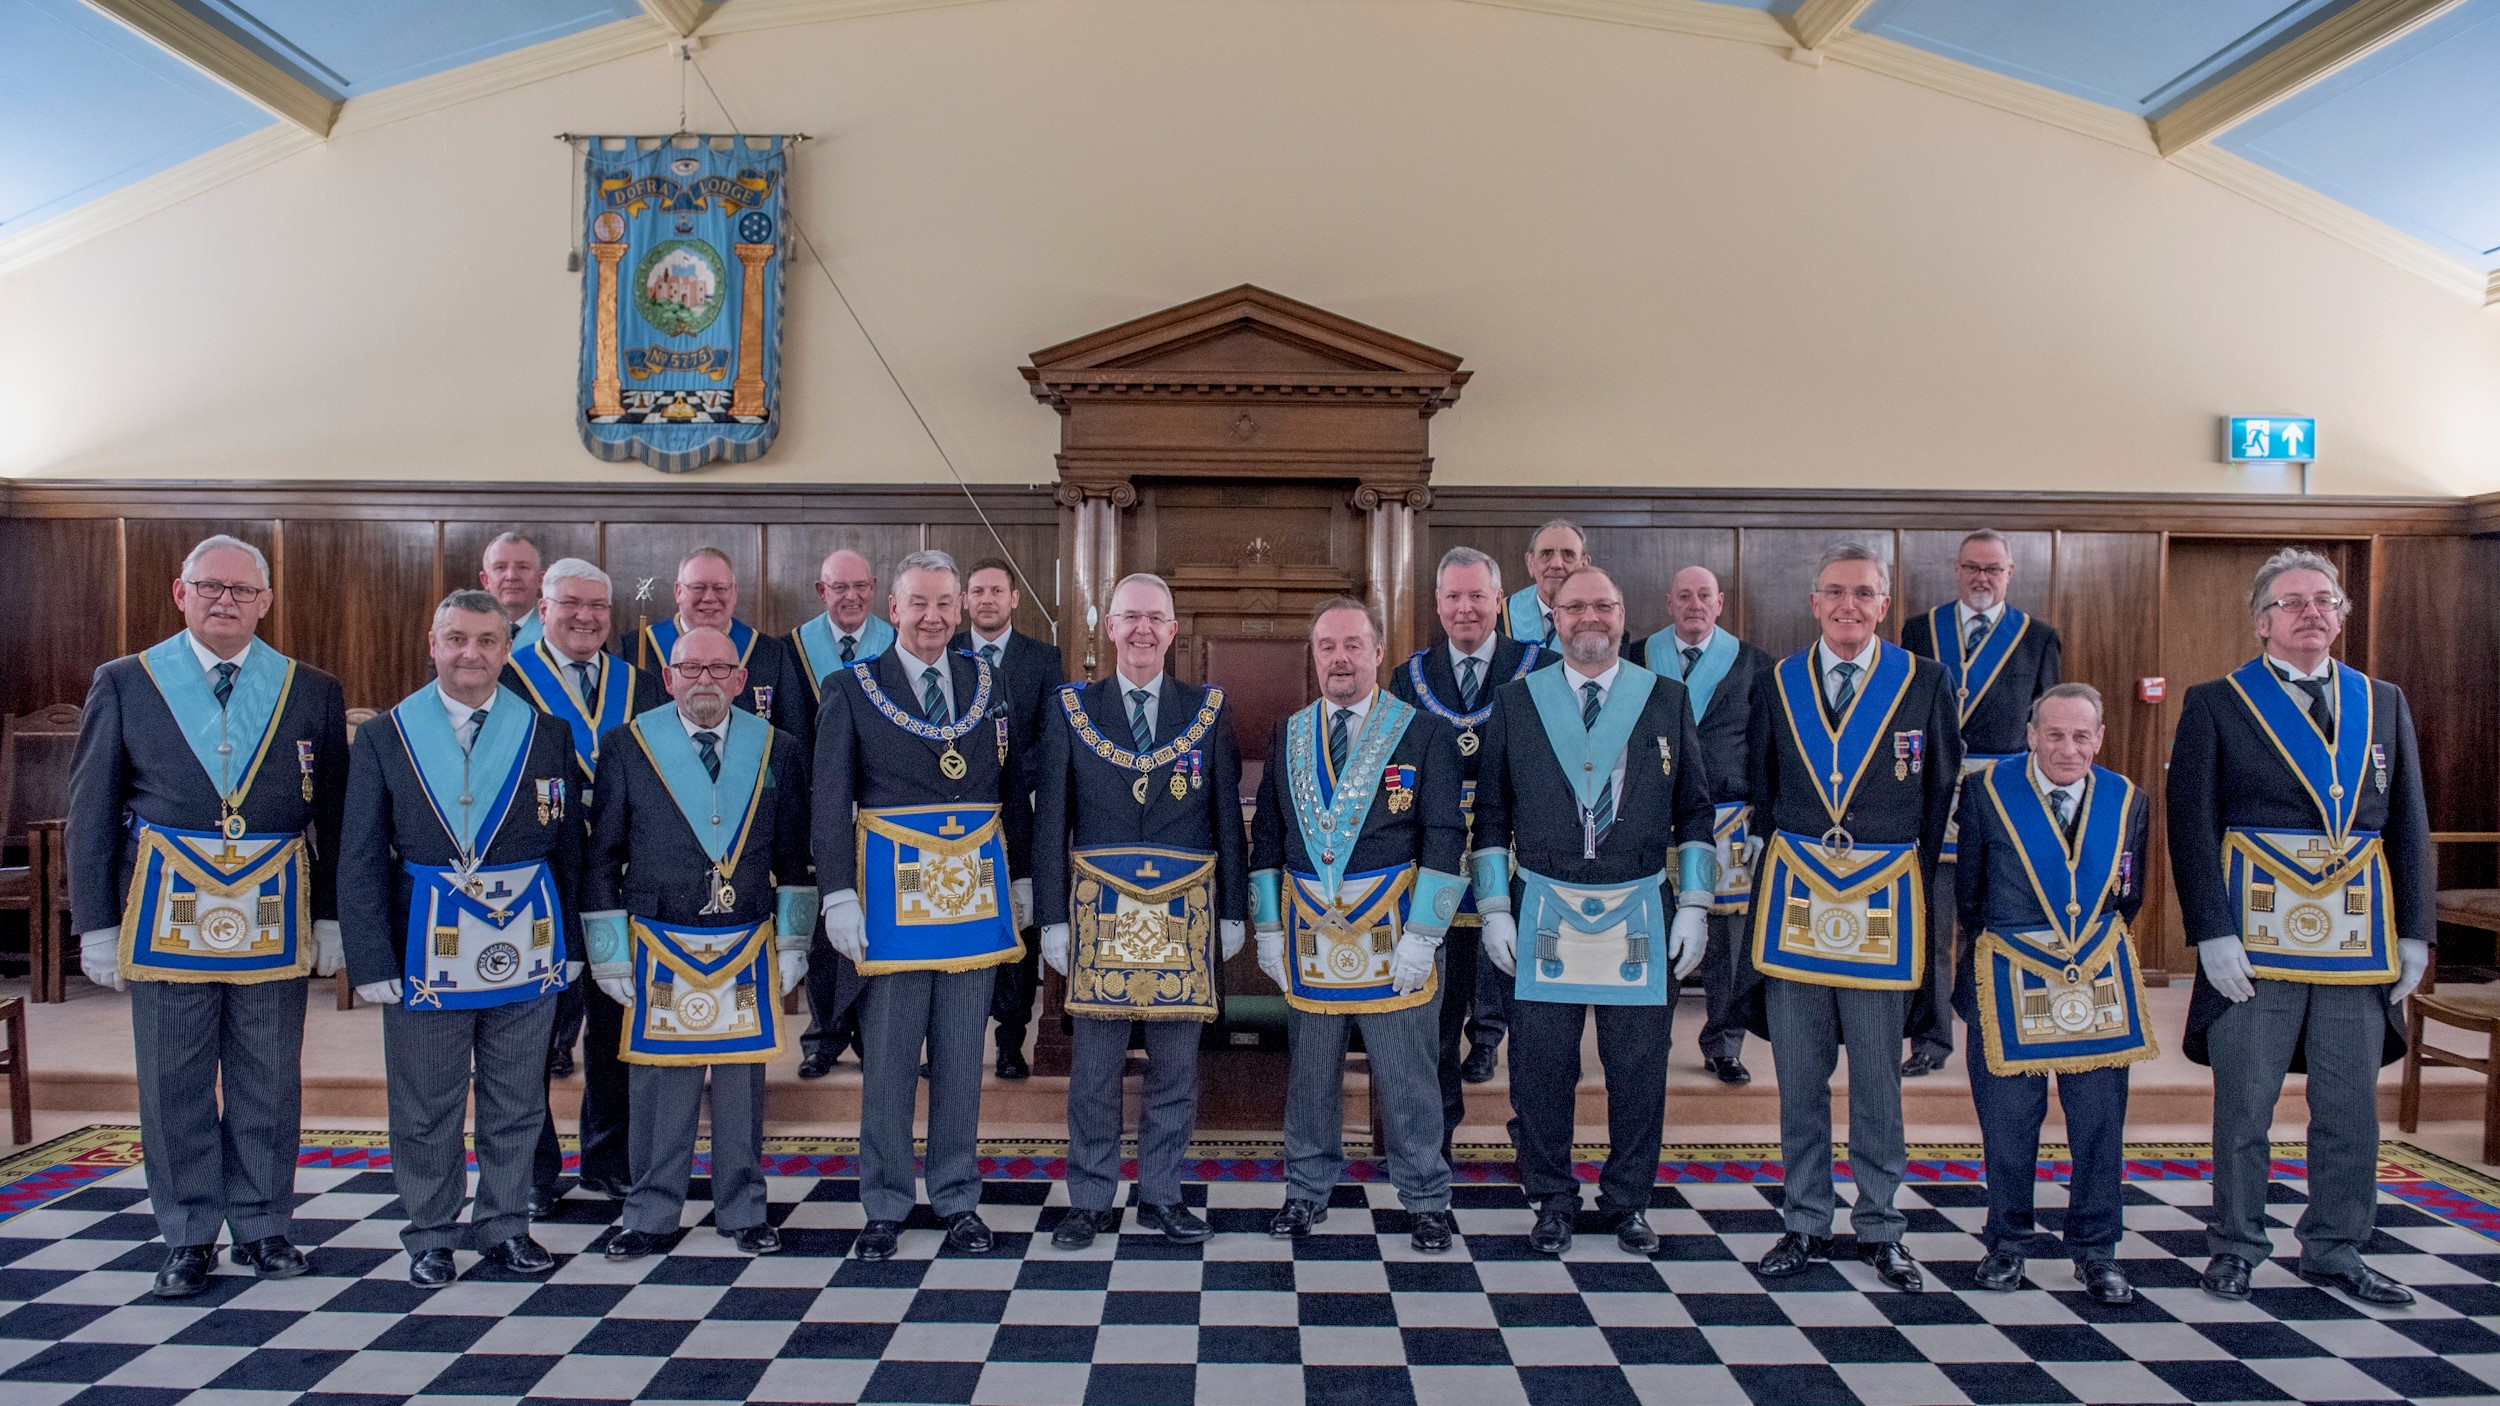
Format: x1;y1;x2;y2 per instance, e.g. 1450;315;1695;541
355;979;403;1005
1389;932;1437;994
823;891;866;963
777;951;807;995
1256;930;1288;991
1741;836;1765;871
1481;912;1518;976
1668;905;1708;981
312;919;345;977
564;960;585;983
2200;936;2257;1004
1220;918;1245;960
80;926;126;992
598;974;636;1007
1011;878;1033;931
2391;938;2430;1005
1040;923;1070;976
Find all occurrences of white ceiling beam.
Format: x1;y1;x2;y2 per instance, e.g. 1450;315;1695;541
78;0;340;137
639;0;725;37
2151;0;2468;157
1779;0;1874;52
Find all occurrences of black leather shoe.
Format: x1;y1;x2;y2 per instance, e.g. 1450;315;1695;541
230;1236;307;1279
1052;1208;1107;1250
153;1244;217;1299
1410;1210;1455;1254
995;1047;1030;1080
1757;1231;1833;1277
408;1247;456;1289
853;1220;901;1261
1861;1241;1924;1292
549;1051;576;1079
797;1051;836;1079
1529;1201;1575;1256
1708;1056;1753;1086
1461;1044;1499;1084
1136;1202;1211;1244
1614;1211;1659;1256
481;1235;555;1274
2201;1253;2255;1301
577;1174;631;1200
606;1227;666;1261
2078;1258;2135;1306
1270;1198;1327;1238
2302;1262;2415;1306
721;1223;782;1255
527;1183;563;1220
944;1211;995;1254
1973;1247;2026;1292
1901;1051;1945;1077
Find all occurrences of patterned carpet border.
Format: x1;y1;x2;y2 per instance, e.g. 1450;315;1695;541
6;1125;2499;1241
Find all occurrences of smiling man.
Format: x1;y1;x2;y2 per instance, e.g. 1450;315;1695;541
635;547;808;740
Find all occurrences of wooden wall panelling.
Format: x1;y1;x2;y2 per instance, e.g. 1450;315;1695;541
923;521;1064;648
2046;531;2169;966
1411;523;1739;650
1895;529;2054;626
122;519;276;658
760;525;928;640
440;521;602;598
1;517;122;714
598;523;767;651
279;520;443;708
1738;527;1897;661
2369;534;2500;925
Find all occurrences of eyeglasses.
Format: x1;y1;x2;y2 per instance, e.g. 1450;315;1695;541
185;579;266;603
2264;592;2347;617
670;662;740;681
1815;585;1885;604
546;596;610;614
822;580;874;595
680;583;736;597
1110;612;1175;628
1956;563;2010;578
1556;600;1620;616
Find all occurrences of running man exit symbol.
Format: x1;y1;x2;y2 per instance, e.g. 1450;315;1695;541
2226;416;2316;463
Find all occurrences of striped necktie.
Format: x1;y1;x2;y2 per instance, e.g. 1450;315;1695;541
1129;689;1154;750
920;668;947;723
1583;681;1613;844
694;729;721;781
1831;660;1860;713
1680;646;1702;678
213;661;237;708
1326;708;1353;783
1458;656;1481;710
1965;613;1990;657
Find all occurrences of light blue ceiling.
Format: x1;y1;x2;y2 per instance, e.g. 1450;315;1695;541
184;0;646;99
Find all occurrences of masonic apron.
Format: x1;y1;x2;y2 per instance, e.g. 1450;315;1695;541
1511;663;1672;1006
849;658;1020;976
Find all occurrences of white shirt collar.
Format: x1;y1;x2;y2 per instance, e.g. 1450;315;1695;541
1115;669;1165;699
829;613;869;644
2029;757;2084;806
1956;600;2007;630
1562;658;1622;697
680;707;730;742
2267;653;2335;683
186;631;253;673
1671;624;1717;652
891;643;953;714
1448;635;1497;669
1817;635;1881;675
545;635;603;670
440;686;494;736
1322;688;1375;726
969;625;1011;654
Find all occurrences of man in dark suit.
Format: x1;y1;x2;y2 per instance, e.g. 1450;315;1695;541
785;547;894;1078
339;590;583;1288
1747;542;1961;1292
1627;565;1775;1084
1898;529;2064;1077
633;547;809;740
813;549;1033;1261
1031;572;1245;1248
581;626;815;1260
68;534;348;1299
955;556;1066;1079
2167;547;2432;1307
1954;683;2151;1306
1474;565;1717;1257
500;556;667;1213
1251;598;1469;1253
1389;547;1540;1147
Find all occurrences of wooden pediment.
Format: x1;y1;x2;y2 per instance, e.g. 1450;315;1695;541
1023;284;1467;404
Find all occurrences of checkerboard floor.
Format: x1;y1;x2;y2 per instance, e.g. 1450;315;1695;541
8;1154;2500;1406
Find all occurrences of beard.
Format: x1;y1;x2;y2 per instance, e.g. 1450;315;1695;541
1563;626;1615;669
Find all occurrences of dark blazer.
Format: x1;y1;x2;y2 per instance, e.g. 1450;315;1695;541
1388;636;1538;793
2165;666;2432;1067
810;648;1033;896
585;720;813;929
337;701;587;986
1952;765;2151;1026
1470;664;1717;889
1900;606;2063;757
66;646;349;934
1249;700;1467;898
1747;644;1964;880
951;628;1065;765
1031;675;1247;927
1627;632;1775;804
636;622;811;742
499;649;668;762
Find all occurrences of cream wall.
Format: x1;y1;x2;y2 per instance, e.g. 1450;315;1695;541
3;0;2496;495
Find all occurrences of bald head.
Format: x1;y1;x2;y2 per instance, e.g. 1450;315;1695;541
1667;565;1724;647
816;549;877;632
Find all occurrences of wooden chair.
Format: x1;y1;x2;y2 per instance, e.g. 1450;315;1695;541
0;996;32;1145
1;706;83;1001
2400;985;2500;1164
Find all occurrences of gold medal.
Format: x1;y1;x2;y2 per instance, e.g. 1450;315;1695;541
715;871;737;911
1132;774;1152;805
1170;770;1189;800
939;743;968;780
1457;728;1479;757
1895;759;1908;781
221;809;247;841
1658;739;1672;777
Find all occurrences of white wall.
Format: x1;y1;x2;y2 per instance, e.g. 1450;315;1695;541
3;0;2496;495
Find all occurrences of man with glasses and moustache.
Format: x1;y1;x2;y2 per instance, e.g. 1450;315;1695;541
68;534;350;1298
2168;548;2431;1306
634;547;808;739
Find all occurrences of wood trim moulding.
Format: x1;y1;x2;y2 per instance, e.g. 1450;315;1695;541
0;479;1062;526
639;0;725;38
1446;0;1790;49
2487;269;2500;308
1781;0;1875;53
1421;485;2472;537
0;123;322;280
2168;145;2489;302
2461;491;2500;538
701;0;1013;36
78;0;341;136
2151;0;2472;158
1818;29;2159;156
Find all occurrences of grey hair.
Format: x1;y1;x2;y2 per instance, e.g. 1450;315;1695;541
1529;518;1587;552
893;548;961;588
1435;546;1503;598
485;531;539;560
1815;540;1891;596
1109;572;1176;613
1960;528;2010;552
1309;595;1383;645
540;557;610;599
2249;546;2348;622
2031;681;2105;727
433;588;504;632
183;534;270;588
